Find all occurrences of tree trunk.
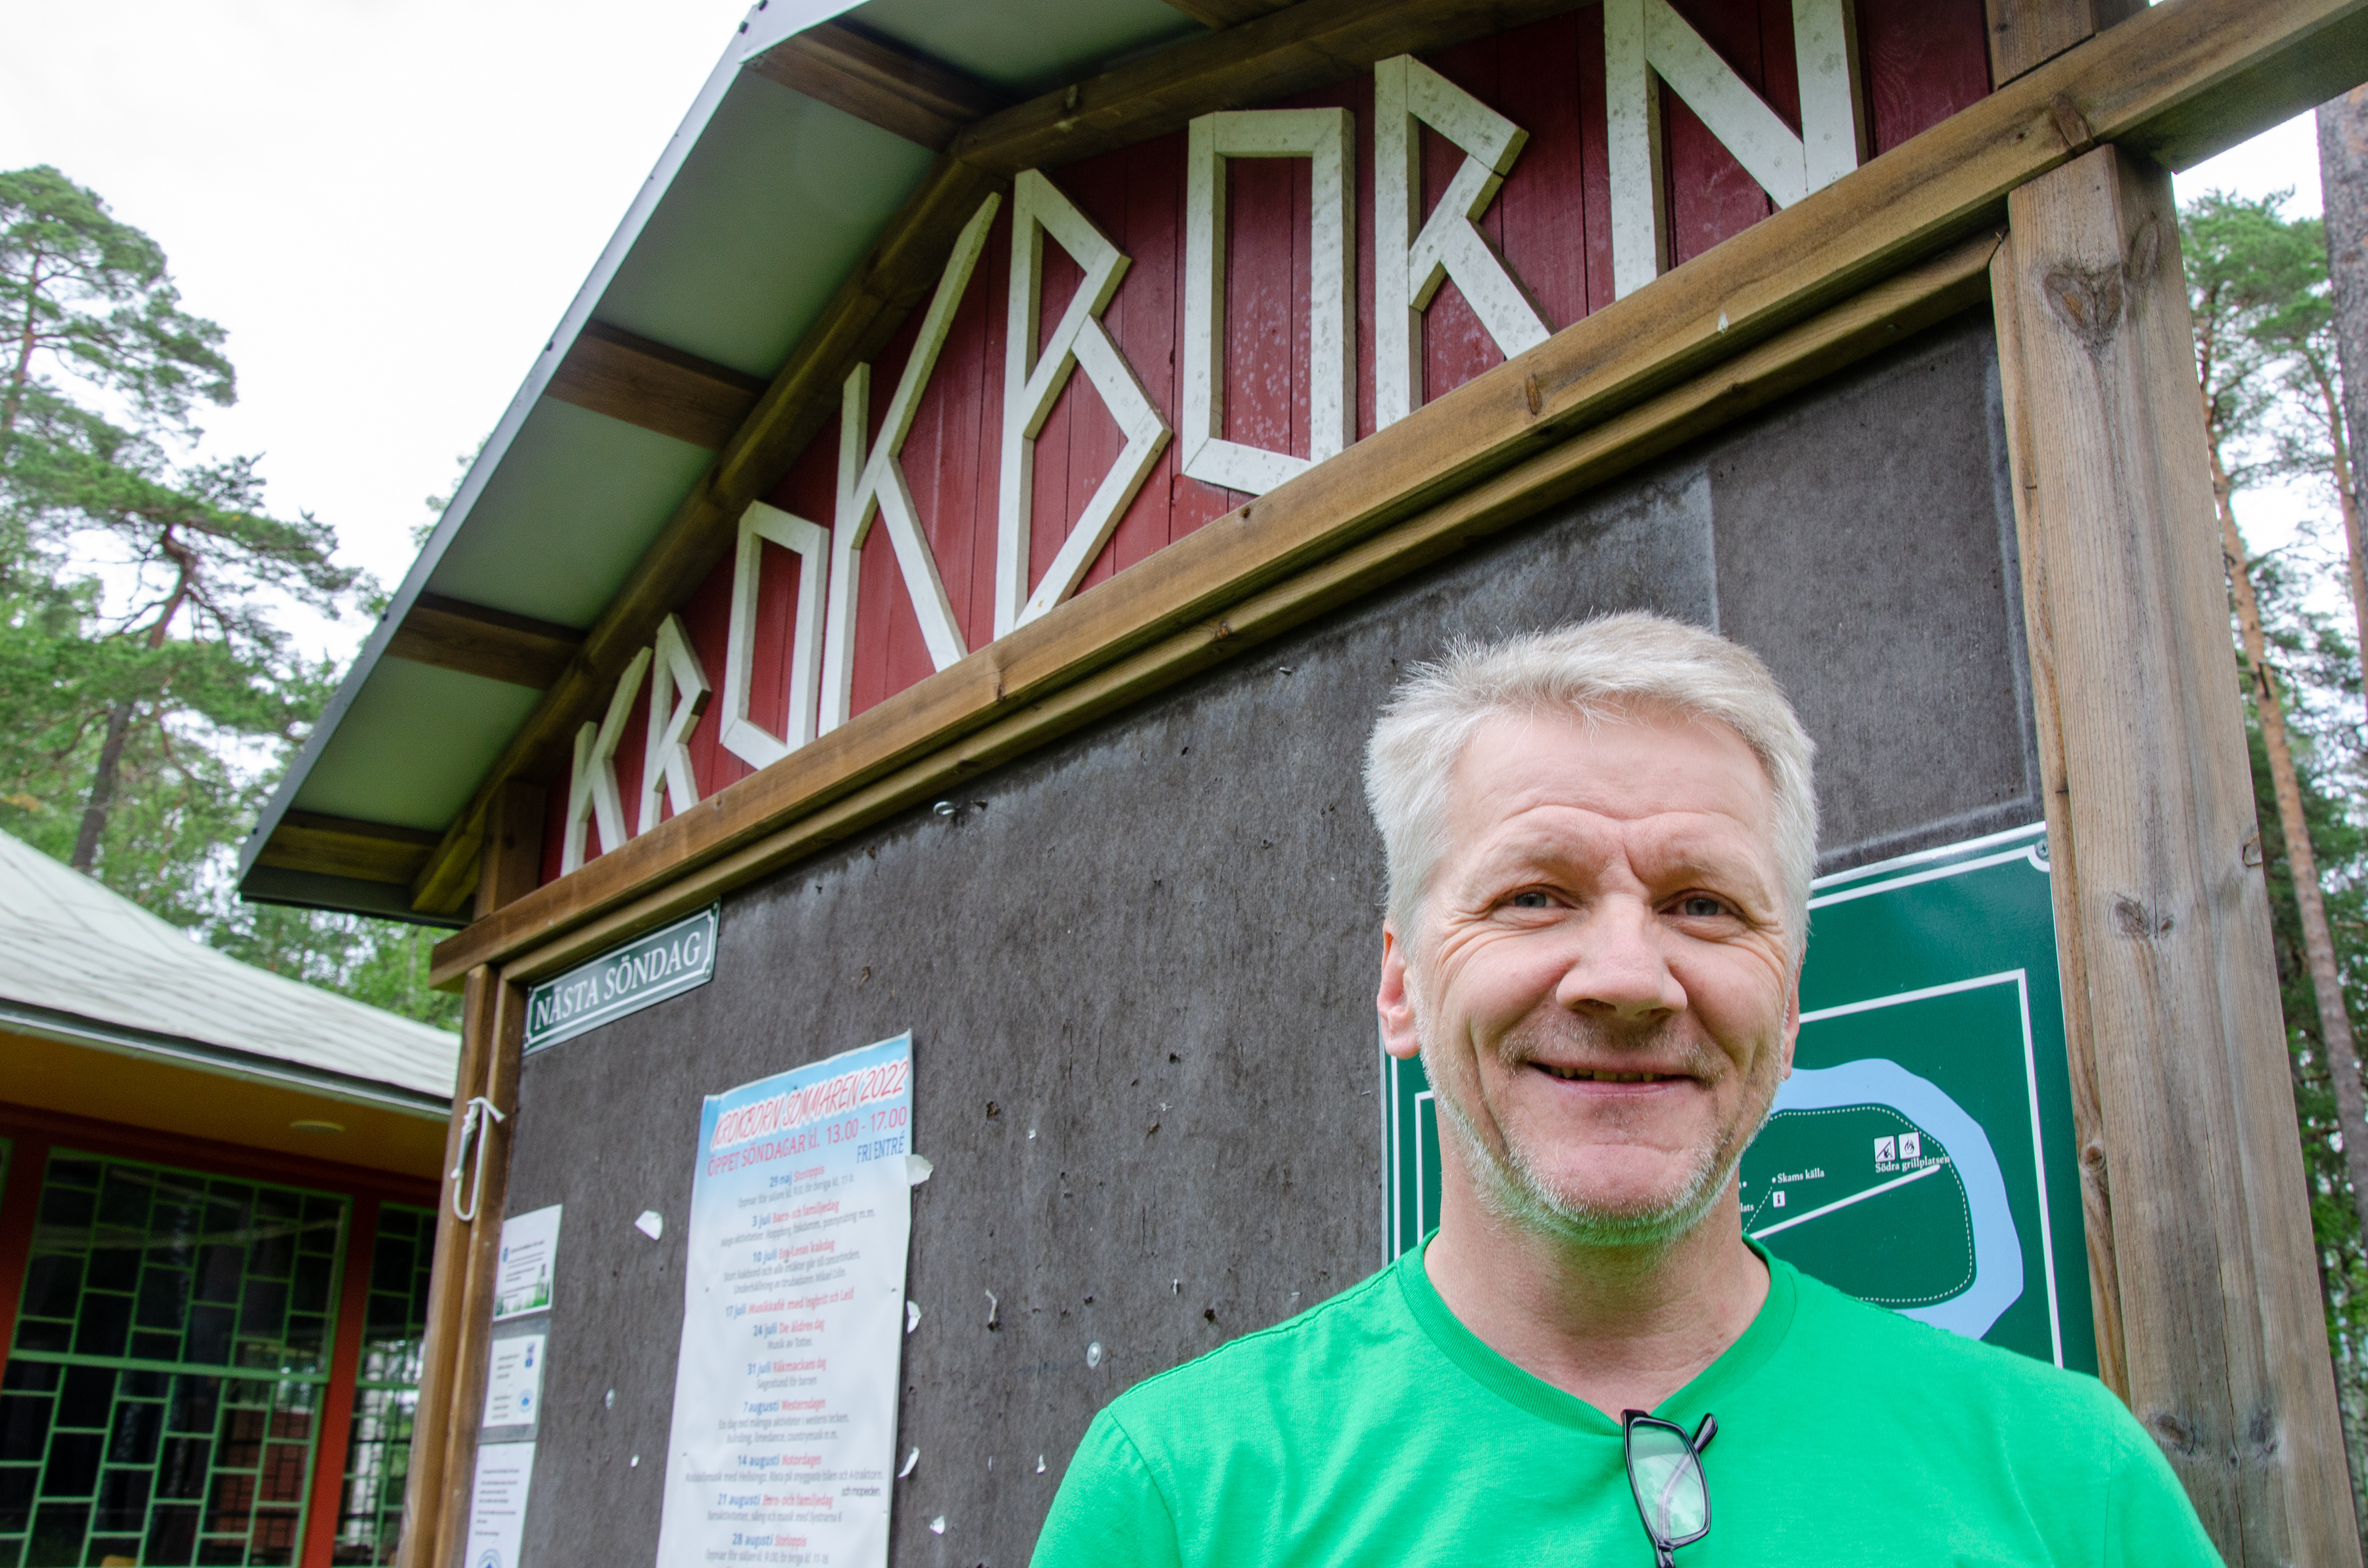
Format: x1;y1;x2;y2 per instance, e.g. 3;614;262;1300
2320;89;2368;690
68;700;135;873
71;549;189;875
2218;465;2368;1246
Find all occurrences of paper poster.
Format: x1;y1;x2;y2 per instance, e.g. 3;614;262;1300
464;1441;536;1568
654;1033;916;1568
483;1334;547;1429
493;1205;561;1320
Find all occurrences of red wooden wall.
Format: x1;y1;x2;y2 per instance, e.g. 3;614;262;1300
542;0;1989;883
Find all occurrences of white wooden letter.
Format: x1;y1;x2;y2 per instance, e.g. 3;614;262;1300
1604;0;1865;298
1373;56;1551;429
561;645;652;873
995;170;1172;637
1181;108;1355;496
720;501;829;769
818;193;1001;735
637;613;709;833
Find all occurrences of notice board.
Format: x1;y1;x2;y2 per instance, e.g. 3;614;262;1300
497;311;2047;1566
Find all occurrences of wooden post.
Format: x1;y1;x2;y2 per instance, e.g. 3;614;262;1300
429;975;528;1568
393;968;496;1568
300;1195;380;1568
0;1135;50;1391
1992;143;2361;1564
477;780;548;917
1982;0;2145;85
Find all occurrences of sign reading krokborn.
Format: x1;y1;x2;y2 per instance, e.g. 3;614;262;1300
524;904;720;1053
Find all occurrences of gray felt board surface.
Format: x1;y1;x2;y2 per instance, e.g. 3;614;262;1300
498;309;2033;1566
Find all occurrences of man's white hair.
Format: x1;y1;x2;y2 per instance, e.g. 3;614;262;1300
1362;613;1818;956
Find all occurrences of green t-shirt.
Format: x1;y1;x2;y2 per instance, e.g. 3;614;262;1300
1030;1243;2220;1566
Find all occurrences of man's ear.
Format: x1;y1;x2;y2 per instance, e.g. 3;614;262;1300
1779;946;1804;1078
1378;926;1422;1061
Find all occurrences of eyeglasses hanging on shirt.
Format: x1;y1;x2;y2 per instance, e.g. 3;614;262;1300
1621;1410;1717;1568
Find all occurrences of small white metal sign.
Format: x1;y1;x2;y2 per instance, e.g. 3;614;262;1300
524;905;719;1054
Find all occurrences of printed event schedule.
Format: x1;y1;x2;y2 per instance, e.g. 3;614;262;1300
654;1033;915;1568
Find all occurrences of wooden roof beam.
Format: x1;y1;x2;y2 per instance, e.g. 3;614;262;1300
255;811;444;886
1158;0;1299;30
421;0;2368;973
386;593;582;691
746;21;1011;149
1985;0;2146;85
406;0;2368;925
405;155;1008;917
544;320;766;450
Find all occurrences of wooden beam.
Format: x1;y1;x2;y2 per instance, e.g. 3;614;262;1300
428;0;2368;984
393;967;494;1568
1985;0;2146;84
1996;144;2358;1565
254;810;441;885
475;780;547;916
428;978;525;1568
544;320;766;450
746;20;1009;150
406;155;1010;917
1158;0;1299;30
386;593;582;691
948;0;1581;176
492;237;1998;989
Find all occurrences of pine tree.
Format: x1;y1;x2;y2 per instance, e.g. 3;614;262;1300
0;165;353;882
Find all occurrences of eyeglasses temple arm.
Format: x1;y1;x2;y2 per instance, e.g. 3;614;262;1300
1691;1412;1717;1452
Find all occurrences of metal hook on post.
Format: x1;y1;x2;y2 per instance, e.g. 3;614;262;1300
449;1095;507;1223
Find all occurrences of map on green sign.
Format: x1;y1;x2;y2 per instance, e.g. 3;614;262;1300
1381;822;2097;1372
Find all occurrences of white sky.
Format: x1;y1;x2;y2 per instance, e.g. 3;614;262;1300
0;11;2344;666
0;0;754;661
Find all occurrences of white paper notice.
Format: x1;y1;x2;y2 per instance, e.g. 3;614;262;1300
464;1440;536;1568
493;1205;562;1320
654;1033;915;1568
483;1334;547;1429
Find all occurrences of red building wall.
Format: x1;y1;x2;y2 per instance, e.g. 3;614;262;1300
543;0;1989;883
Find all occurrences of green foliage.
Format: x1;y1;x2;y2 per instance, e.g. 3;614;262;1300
0;164;234;437
210;902;462;1031
0;165;451;1032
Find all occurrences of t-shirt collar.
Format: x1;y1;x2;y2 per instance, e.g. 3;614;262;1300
1393;1231;1799;1436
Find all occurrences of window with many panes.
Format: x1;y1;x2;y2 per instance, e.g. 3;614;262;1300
0;1152;346;1568
327;1207;432;1566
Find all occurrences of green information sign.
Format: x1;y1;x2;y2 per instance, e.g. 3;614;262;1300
523;903;720;1054
1382;822;2097;1372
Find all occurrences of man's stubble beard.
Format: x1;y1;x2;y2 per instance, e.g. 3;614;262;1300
1412;975;1785;1254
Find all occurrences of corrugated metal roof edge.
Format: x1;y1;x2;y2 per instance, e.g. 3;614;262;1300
2;999;452;1118
236;0;865;898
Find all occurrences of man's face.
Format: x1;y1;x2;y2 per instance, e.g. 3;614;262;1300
1378;705;1801;1245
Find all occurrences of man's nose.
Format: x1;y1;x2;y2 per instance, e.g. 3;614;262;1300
1554;899;1684;1022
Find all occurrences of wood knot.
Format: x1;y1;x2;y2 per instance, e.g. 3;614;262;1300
2146;1409;2202;1457
2040;262;2124;355
2047;92;2093;153
2035;215;2160;357
2125;215;2161;286
2245;1408;2279;1460
2112;895;2172;940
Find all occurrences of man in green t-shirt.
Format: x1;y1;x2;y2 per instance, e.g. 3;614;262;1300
1032;615;2220;1567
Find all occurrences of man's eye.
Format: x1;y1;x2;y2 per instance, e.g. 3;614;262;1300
1678;895;1728;919
1509;891;1552;909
